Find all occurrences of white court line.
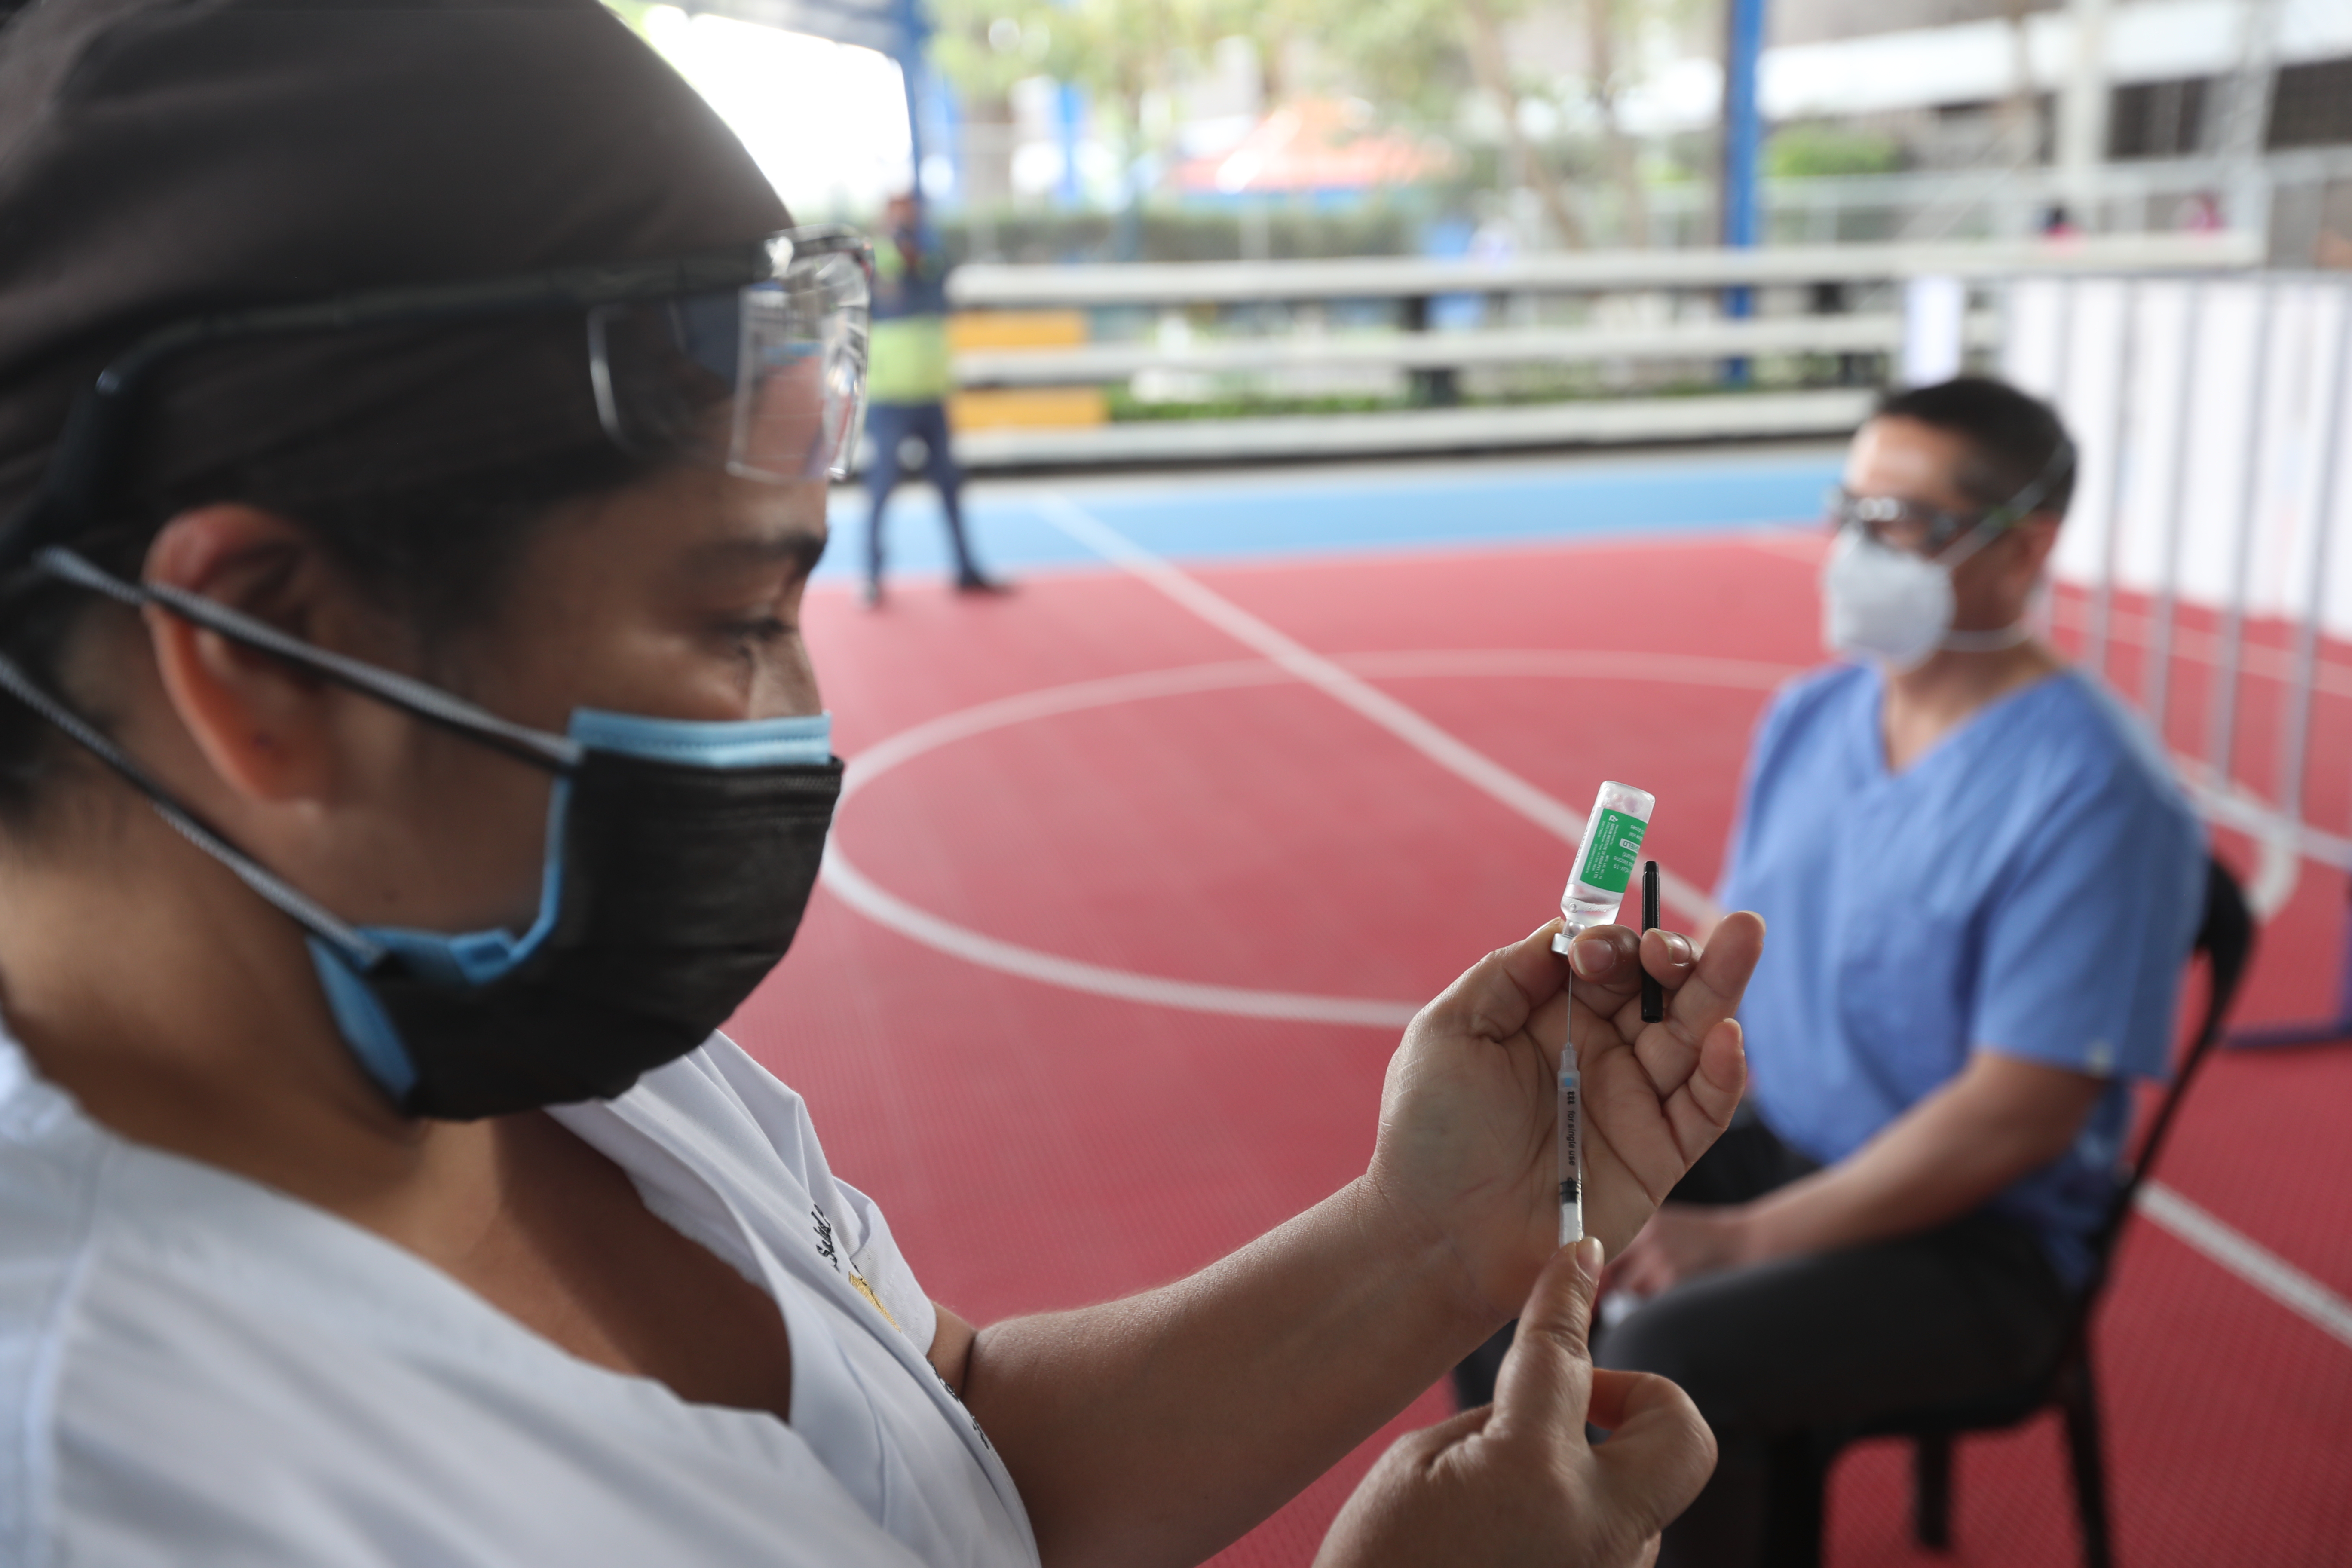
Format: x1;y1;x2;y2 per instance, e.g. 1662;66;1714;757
2137;1182;2352;1351
1034;494;1725;928
819;851;1420;1029
840;661;1295;806
1342;647;1797;690
841;648;1800;812
826;649;1800;1029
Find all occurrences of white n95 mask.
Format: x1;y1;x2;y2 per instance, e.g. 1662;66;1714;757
1820;522;2027;671
1821;526;1953;670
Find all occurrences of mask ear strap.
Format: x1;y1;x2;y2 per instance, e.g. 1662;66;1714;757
35;548;582;773
1934;441;2074;643
1979;437;2078;533
1933;511;2012;569
0;652;385;970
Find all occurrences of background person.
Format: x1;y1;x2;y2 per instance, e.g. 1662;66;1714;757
1593;378;2205;1566
861;190;1004;606
0;5;1762;1564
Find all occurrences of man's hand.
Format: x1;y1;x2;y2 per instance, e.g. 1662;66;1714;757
1314;1238;1715;1568
1367;913;1763;1321
1606;1049;2110;1301
1605;1205;1755;1300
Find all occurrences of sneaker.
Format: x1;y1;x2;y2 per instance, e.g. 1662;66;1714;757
861;577;884;609
953;571;1013;595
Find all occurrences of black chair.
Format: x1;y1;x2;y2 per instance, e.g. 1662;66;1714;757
1763;854;2255;1568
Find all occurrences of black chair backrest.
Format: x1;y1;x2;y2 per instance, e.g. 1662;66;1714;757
2071;854;2255;1315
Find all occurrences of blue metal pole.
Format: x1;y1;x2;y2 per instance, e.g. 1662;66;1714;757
1722;0;1766;383
893;0;936;243
1057;81;1084;208
894;0;926;178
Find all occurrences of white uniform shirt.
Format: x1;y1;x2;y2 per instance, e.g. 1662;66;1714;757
0;1028;1038;1567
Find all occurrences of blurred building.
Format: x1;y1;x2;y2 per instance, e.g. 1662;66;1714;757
1749;0;2350;256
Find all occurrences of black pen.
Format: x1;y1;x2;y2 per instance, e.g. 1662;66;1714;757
1641;859;1663;1022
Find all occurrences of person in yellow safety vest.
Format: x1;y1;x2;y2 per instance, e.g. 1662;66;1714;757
862;193;1006;606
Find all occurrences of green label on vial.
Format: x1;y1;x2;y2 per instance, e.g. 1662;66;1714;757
1578;807;1648;894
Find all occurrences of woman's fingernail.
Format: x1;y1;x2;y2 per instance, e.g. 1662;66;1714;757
1570;940;1612;978
1667;933;1694;965
1574;1236;1605;1280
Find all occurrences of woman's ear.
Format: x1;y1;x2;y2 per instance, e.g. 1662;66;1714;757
141;504;357;804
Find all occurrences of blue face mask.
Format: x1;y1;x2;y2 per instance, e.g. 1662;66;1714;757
9;547;845;1120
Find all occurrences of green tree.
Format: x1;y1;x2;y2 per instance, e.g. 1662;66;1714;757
1315;0;1705;248
1290;0;1589;245
930;0;1260;154
924;0;1700;247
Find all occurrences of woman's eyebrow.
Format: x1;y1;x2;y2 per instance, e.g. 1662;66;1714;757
679;527;829;581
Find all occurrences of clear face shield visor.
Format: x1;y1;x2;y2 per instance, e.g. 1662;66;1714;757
587;228;872;484
0;225;876;576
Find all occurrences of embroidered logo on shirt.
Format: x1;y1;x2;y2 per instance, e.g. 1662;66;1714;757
845;1269;900;1329
810;1204;839;1269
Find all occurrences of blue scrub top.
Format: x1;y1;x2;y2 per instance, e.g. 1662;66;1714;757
1718;662;2205;1284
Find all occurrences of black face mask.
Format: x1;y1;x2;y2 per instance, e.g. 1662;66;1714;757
6;547;841;1121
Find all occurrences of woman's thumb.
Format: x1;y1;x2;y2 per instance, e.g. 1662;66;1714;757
1490;1237;1602;1439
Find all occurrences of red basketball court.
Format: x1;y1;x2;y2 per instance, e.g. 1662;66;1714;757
732;474;2352;1567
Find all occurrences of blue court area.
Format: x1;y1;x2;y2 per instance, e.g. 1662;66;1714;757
817;444;1846;581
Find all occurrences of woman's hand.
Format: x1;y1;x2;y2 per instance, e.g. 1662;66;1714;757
1314;1238;1714;1568
1366;913;1763;1323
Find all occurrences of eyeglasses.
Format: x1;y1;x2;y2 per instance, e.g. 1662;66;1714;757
1822;489;1988;557
0;225;873;573
1822;436;2078;560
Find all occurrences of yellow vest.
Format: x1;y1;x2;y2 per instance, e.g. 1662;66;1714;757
867;314;952;405
867;240;954;405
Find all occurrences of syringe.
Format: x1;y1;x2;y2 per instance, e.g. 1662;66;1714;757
1551;780;1656;1246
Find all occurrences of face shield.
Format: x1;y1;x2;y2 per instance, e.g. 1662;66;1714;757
0;225;874;573
587;229;871;484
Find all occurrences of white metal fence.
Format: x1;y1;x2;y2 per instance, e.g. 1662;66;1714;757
939;233;2258;467
2003;273;2352;1044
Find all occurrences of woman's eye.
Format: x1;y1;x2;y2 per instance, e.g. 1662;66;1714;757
723;616;794;650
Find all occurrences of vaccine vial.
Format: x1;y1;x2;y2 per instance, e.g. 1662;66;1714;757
1551;780;1657;954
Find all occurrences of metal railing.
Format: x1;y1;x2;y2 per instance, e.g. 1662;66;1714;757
2004;272;2352;1046
941;132;2352;261
936;233;2260;469
947;233;2260;308
952;312;1996;386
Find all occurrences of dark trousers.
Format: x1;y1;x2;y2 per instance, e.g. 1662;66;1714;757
1452;1115;2068;1568
862;401;978;587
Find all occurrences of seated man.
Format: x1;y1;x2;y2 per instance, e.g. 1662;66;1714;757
1544;378;2199;1565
